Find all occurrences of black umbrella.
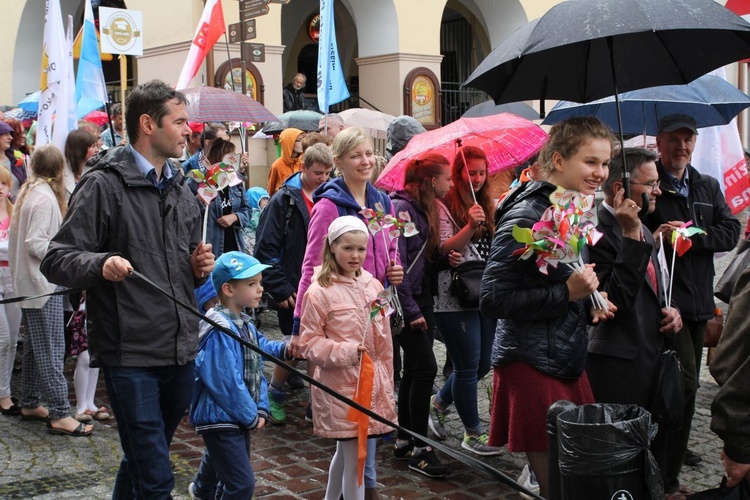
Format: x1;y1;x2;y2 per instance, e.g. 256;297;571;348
464;0;750;203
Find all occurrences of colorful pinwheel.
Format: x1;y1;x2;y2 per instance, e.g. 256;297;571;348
512;186;607;309
359;203;421;319
666;221;707;307
186;154;244;242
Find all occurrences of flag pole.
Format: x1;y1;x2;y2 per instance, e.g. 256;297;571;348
119;54;127;131
223;32;236;93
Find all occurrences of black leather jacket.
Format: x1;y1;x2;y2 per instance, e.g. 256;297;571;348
480;181;590;379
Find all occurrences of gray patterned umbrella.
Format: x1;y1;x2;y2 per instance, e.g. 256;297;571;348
179;86;277;124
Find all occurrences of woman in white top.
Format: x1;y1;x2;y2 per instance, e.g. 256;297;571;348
9;145;93;436
0;166;21;415
429;145;500;455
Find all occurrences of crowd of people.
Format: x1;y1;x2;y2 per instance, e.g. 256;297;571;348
0;79;746;499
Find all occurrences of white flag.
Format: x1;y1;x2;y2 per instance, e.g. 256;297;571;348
53;14;78;151
37;0;67;147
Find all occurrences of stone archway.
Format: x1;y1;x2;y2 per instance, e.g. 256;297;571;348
280;0;358;111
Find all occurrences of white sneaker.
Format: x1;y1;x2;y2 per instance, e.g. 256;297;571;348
518;464;540;499
188;482;198;500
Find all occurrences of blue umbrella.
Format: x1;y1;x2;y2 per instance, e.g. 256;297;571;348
18;91;41;113
543;75;750;136
4;108;37;121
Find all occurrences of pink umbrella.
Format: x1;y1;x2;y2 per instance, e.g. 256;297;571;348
375;113;547;192
83;110;109;127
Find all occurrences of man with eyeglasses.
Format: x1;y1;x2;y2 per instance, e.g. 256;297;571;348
644;114;740;497
587;147;683;493
317;113;345;138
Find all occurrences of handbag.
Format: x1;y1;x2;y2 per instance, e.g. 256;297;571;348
441;202;486;309
704;308;724;348
715;239;750;303
450;260;486;308
647;335;684;430
390;238;428;336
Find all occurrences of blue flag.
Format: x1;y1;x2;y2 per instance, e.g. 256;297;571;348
75;0;108;117
317;0;349;113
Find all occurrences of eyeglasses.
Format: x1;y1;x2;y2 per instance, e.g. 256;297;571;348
630;180;661;192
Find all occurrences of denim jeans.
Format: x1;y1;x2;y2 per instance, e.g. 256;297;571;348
397;306;437;447
194;429;255;500
104;362;195;499
434;311;495;432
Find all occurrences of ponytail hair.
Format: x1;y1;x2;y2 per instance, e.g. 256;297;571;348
403;153;448;260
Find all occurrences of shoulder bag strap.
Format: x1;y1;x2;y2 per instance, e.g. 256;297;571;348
406;238;428;275
439;200;483;261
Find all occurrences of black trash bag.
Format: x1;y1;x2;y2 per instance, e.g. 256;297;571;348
557;403;662;500
691;478;750;500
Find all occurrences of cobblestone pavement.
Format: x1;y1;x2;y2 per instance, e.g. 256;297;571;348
0;226;744;498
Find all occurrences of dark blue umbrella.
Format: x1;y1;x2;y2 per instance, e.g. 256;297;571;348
543;75;750;135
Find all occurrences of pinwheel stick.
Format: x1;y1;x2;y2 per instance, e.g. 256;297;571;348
202;204;210;246
659;233;670;312
566;256;608;311
668;243;677;311
456;140;479;205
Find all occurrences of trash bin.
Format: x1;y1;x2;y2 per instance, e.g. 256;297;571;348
554;403;663;500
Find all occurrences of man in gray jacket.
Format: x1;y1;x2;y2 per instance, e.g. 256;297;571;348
42;80;214;499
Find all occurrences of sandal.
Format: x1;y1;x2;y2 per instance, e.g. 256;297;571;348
46;420;93;437
75;411;93;423
92;407;110;421
0;398;20;416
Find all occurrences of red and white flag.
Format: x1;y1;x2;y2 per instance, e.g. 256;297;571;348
176;0;226;90
691;67;750;214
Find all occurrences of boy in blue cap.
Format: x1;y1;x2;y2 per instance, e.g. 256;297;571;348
189;251;289;499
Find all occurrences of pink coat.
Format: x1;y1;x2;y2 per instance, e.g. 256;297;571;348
299;268;397;439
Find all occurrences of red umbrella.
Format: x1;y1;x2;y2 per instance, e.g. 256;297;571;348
179;86;277;124
375;113;547;192
83;110;109;127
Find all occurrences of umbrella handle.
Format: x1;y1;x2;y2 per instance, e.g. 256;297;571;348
638;193;649;218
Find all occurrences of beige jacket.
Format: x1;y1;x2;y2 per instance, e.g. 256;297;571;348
299;268;397;439
9;182;62;308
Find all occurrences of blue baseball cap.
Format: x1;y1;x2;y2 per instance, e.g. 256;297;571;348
211;251;271;291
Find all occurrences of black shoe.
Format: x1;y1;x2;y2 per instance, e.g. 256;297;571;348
393;442;413;461
684;449;702;466
408;447;448;478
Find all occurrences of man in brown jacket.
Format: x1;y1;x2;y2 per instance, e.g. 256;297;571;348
710;264;750;488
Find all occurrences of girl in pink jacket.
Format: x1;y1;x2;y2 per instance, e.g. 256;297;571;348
299;216;397;500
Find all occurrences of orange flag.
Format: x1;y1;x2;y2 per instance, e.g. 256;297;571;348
347;351;375;487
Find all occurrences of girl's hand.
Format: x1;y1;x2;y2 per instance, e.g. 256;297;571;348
288;335;303;359
255;417;266;431
386;261;404;286
448;250;461;268
409;317;427;331
566;263;599;301
468;204;485;228
240;152;249;172
357;344;367;353
216;214;239;228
